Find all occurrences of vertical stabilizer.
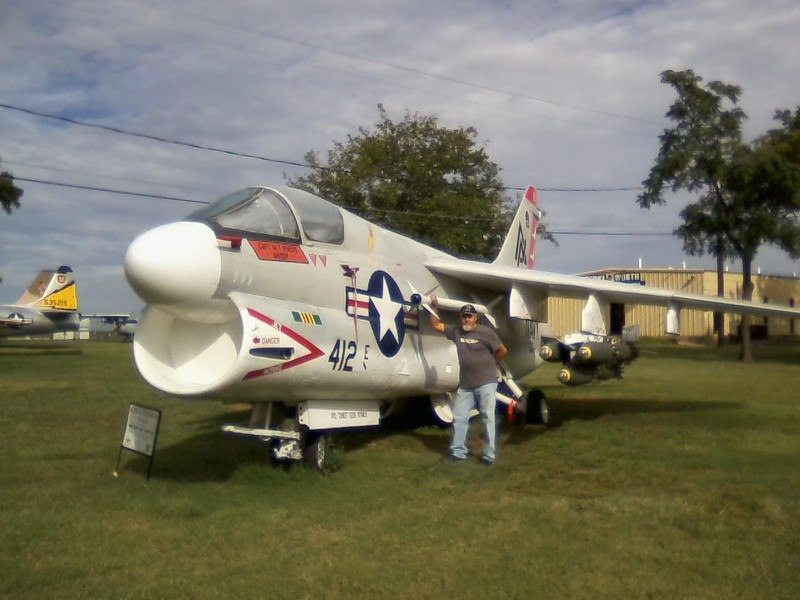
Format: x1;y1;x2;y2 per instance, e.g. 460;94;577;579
14;266;78;312
494;185;540;270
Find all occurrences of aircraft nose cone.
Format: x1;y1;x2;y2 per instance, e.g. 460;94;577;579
125;221;222;305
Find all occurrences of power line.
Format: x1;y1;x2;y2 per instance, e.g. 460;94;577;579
507;185;643;193
549;231;670;236
4;159;211;194
164;3;659;128
1;102;643;194
15;177;207;204
16;175;669;235
0;103;309;170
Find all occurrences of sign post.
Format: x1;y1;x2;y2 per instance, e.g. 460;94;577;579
114;403;162;481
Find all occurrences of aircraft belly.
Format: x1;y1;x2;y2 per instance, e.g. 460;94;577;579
132;290;460;402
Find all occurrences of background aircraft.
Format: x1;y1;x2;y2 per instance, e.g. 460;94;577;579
124;185;800;469
0;266;81;338
115;318;137;342
81;314;138;341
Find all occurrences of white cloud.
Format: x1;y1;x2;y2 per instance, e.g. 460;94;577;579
1;0;799;311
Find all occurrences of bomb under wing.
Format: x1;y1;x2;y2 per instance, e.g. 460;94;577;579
540;335;640;387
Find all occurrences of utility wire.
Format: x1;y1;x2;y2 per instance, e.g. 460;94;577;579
1;102;643;193
15;177;207;204
163;3;659;127
0;103;309;170
16;175;669;234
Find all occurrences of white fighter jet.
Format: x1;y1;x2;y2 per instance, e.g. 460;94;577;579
0;266;81;338
124;185;800;468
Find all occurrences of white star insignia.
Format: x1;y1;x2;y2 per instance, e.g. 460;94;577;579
370;276;402;343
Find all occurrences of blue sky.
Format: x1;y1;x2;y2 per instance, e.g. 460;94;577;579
1;0;799;313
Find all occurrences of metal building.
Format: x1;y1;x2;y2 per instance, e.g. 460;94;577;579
545;267;800;339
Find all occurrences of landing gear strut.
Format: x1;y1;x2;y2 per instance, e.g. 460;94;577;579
496;364;552;426
222;402;332;471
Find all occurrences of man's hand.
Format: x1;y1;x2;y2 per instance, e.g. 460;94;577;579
429;295;445;333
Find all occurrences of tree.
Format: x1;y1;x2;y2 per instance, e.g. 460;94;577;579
0;158;24;284
721;108;800;358
0;158;24;215
287;104;513;260
638;69;745;348
638;70;800;360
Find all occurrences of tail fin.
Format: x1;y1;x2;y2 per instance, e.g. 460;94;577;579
494;185;540;269
14;266;78;312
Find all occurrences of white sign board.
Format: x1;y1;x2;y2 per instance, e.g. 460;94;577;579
122;404;161;457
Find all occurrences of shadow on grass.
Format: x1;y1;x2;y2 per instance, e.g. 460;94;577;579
131;405;448;481
122;395;742;481
549;396;741;425
120;409;277;483
137;404;457;481
641;340;800;366
0;342;84;356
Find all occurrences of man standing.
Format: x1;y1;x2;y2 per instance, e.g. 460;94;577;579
429;298;507;465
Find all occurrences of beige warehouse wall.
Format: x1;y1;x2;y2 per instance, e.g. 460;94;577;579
544;268;799;339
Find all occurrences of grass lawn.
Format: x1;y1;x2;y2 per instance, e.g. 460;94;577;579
1;339;799;599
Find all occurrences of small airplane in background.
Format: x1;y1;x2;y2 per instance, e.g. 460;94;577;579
116;318;137;342
0;266;81;338
82;314;138;341
124;185;800;469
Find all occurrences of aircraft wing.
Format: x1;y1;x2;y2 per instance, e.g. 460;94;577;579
424;256;800;320
82;313;132;324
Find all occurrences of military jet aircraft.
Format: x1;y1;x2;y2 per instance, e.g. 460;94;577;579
0;266;81;338
124;185;800;469
82;314;138;341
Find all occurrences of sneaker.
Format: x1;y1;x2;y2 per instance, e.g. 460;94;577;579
443;454;466;463
480;458;494;467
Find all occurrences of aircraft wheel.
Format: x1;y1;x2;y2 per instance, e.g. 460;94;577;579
431;393;454;426
526;389;551;426
303;431;330;471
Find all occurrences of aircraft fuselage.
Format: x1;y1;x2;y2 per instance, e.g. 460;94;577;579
125;187;543;406
0;306;80;338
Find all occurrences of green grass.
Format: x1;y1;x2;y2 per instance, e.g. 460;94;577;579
1;339;799;599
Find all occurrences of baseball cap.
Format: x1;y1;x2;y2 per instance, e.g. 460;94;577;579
459;304;477;315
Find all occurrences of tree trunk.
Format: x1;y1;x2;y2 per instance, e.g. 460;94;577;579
739;257;754;363
715;252;725;347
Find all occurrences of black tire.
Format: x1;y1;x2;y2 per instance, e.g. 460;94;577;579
526;389;551;426
303;431;329;471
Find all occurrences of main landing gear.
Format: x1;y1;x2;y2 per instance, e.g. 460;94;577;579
496;365;552;426
222;402;332;471
431;368;552;427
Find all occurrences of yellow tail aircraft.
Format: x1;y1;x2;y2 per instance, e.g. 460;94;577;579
0;266;80;338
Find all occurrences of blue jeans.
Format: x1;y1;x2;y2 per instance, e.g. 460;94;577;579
450;382;497;462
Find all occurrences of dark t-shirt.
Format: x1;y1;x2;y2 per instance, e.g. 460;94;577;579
444;324;502;388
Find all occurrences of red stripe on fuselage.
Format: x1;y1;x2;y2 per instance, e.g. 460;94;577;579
243;308;324;380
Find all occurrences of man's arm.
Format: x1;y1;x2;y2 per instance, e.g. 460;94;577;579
495;343;508;363
429;295;445;333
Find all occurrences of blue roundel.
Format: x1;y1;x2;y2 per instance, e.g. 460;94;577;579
366;270;406;357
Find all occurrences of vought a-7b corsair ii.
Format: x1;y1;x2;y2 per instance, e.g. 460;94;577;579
124;185;800;468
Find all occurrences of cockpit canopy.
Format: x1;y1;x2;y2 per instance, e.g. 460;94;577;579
187;187;344;245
